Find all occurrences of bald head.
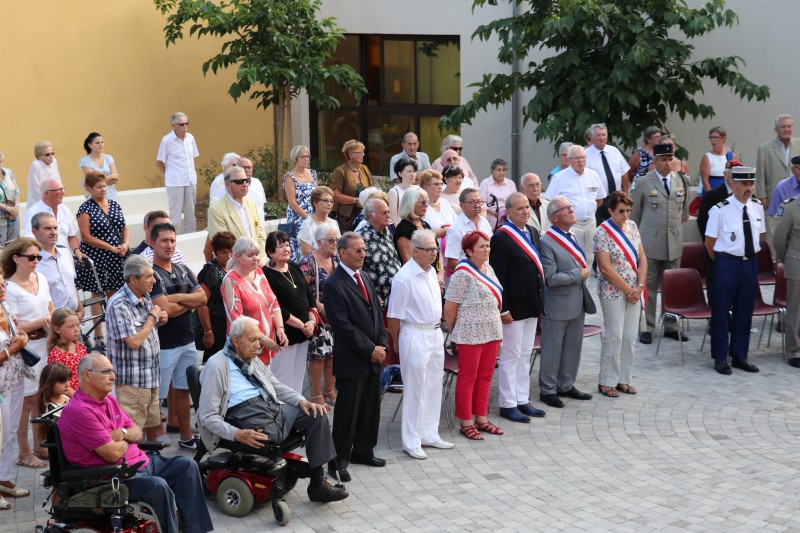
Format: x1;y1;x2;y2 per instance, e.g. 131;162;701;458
42;178;65;206
441;149;460;168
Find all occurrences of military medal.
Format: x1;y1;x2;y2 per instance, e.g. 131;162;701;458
731;232;736;241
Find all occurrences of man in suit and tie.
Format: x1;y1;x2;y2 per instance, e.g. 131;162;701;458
630;143;691;345
773;193;800;368
756;114;800;257
389;132;432;181
324;232;388;482
206;165;267;265
490;192;546;422
585;123;631;222
521;173;551;234
538;195;597;408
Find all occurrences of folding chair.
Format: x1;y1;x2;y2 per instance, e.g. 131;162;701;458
679;242;709;288
656;268;712;365
757;240;776;285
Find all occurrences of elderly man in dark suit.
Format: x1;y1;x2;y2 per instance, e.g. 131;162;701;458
538;195;597;408
490;192;546;422
324;232;388;482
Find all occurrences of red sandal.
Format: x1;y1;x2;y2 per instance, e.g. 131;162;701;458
475;421;504;435
459;425;484;440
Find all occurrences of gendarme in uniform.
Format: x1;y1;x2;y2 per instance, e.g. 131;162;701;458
704;166;765;375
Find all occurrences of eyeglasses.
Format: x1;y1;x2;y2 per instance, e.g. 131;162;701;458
174;122;189;127
523;183;541;189
552;204;575;215
415;247;438;254
350;151;365;155
451;146;463;152
615;208;632;214
463;200;484;206
318;199;334;204
298;154;311;159
47;187;65;193
346;248;366;255
427;182;443;188
708;135;722;139
321;238;338;244
417;200;429;207
18;254;43;262
87;368;115;375
238;165;253;170
42;152;55;157
228;178;251;185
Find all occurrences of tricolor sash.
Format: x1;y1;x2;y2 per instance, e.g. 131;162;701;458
454;259;503;309
497;222;544;280
545;227;587;268
599;219;647;308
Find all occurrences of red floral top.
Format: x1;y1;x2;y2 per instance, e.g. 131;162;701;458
48;343;88;392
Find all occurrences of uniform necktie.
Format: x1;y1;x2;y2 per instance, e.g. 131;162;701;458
743;206;755;260
600;151;616;194
662;177;670;196
354;271;369;301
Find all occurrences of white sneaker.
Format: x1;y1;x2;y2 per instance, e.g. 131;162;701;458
422;439;455;450
404;448;428;460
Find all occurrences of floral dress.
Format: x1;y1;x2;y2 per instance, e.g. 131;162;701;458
223;269;279;364
76;199;126;292
48;343;87;391
593;219;642;300
299;252;340;361
633;147;654;179
284;170;317;262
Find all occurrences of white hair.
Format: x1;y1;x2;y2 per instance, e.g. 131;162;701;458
314;222;340;243
230;316;259;340
439;134;463;154
220;152;241;170
170;112;188;125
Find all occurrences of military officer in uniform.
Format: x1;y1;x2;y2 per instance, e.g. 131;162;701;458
630;143;690;344
704;166;765;375
773;192;800;368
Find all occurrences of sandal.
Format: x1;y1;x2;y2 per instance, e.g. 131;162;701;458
616;384;638;395
16;453;46;469
598;385;619;398
459;425;484;441
475;421;504;435
324;389;337;406
34;449;49;461
0;495;9;510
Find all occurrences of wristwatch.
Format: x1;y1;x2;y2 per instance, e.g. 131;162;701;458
120;427;128;440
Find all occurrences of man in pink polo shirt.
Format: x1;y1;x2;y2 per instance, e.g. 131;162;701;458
59;353;212;533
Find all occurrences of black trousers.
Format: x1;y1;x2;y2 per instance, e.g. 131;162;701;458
330;372;380;469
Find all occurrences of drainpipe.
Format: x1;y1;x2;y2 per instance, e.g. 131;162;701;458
510;1;521;187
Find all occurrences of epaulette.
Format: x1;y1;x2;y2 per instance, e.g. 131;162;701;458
751;197;761;205
781;196;797;205
713;199;729;209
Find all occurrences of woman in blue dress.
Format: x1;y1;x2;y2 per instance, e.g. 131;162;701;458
79;132;120;201
283;145;317;262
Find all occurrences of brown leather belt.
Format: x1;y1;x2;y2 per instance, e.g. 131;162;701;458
28;329;46;340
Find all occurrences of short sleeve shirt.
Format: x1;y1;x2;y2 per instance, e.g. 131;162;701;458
357;224;401;306
106;284;160;388
150;263;200;348
544;166;607;222
593;219;642;299
706;197;765;256
156;131;199;186
444;264;503;345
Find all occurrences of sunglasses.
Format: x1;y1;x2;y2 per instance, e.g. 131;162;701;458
451;147;463;152
228;178;251;185
18;254;43;262
42;152;55;157
174;122;189;127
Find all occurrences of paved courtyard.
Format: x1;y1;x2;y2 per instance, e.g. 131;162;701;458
2;280;799;532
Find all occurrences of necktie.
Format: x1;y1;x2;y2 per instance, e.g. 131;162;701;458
600;151;616;194
662;177;670;196
354;271;369;301
743;206;754;259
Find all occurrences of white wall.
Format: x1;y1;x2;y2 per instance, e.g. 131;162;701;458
300;0;797;185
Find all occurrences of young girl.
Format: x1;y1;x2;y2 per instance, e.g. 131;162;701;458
46;308;86;394
37;362;72;419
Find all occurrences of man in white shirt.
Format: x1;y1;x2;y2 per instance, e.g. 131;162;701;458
444;188;494;271
31;212;84;319
431;135;480;186
544;145;607;269
156;112;200;234
389;132;431;181
24;178;83;261
585;123;631;222
387;229;454;460
206;166;267;264
207;152;241;203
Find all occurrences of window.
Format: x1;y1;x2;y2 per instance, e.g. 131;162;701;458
311;35;460;175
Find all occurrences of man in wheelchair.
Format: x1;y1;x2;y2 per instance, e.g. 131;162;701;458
58;353;213;533
197;316;349;503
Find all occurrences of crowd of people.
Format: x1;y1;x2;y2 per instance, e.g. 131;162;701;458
0;113;796;531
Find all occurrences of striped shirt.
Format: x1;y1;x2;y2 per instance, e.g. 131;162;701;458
106;284;160;388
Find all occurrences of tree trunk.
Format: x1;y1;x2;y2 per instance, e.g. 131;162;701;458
275;90;284;203
283;84;293;169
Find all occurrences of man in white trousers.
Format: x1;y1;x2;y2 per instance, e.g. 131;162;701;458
387;229;454;460
156;112;199;234
489;192;547;422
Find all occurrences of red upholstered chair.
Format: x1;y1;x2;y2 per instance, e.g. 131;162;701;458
757;240;776;285
680;242;709;289
752;284;784;357
656;268;712;365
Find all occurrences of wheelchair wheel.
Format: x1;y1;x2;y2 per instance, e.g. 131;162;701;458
216;476;255;517
273;500;291;526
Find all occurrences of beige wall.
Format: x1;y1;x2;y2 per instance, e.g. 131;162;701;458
1;0;274;200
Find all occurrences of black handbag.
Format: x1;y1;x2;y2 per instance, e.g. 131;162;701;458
19;347;40;367
224;396;277;430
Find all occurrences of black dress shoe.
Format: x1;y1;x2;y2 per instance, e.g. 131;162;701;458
517;403;546;418
307;479;349;503
788;358;800;368
714;361;732;375
639;332;652;344
557;387;593;400
663;330;689;342
539;394;564;408
350;455;386;467
731;358;759;373
499;407;530;423
328;466;351;483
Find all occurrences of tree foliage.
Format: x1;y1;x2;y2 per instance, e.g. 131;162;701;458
441;0;770;152
153;0;365;110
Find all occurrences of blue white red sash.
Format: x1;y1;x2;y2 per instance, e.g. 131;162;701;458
545;227;587;268
454;259;503;309
497;222;544;280
599;219;647;308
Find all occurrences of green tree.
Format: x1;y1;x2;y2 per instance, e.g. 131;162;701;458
441;0;770;152
153;0;366;199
